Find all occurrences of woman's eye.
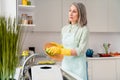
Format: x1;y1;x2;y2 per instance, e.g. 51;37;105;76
69;10;71;12
73;10;77;13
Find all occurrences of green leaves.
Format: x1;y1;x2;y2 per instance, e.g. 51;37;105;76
103;43;111;54
0;16;22;79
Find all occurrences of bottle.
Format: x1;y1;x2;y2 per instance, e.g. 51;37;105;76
20;50;29;66
27;0;31;5
22;0;28;5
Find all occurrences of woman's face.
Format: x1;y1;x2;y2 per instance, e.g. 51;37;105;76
69;4;79;24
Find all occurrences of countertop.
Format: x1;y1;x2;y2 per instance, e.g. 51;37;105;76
87;56;120;60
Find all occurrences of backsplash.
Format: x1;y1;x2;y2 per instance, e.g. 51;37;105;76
21;31;120;55
89;32;120;54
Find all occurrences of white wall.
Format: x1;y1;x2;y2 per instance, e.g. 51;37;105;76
0;0;1;15
21;31;120;55
21;31;61;55
89;32;120;54
1;0;16;18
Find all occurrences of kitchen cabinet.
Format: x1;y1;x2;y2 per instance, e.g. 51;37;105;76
86;0;120;32
88;57;120;80
92;59;116;80
86;0;108;32
116;59;120;80
108;0;120;32
87;60;93;80
34;0;62;32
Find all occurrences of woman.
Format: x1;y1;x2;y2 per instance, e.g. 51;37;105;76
46;2;89;80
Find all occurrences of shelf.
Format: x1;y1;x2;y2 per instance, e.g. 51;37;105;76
19;24;35;27
18;5;35;8
17;0;36;31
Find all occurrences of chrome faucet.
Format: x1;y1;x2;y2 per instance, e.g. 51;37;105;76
19;52;40;80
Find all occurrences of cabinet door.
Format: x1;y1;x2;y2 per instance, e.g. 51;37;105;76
116;59;120;80
87;60;93;80
108;0;120;32
34;0;62;32
86;0;108;32
92;59;116;80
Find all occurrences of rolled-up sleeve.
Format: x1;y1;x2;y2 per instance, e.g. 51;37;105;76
75;27;89;56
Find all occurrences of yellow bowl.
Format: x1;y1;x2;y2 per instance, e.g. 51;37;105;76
44;42;63;61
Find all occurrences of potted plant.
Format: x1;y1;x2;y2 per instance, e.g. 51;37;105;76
0;16;23;79
98;43;111;57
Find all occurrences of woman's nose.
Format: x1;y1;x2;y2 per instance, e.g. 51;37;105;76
69;12;73;16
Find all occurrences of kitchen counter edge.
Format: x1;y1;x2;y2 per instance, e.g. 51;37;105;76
87;56;120;60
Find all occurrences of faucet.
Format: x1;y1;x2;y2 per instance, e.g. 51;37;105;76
19;52;40;80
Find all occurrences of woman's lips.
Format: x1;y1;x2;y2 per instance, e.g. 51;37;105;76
69;17;73;20
69;16;73;19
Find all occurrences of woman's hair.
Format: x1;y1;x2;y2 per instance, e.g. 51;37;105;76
69;2;87;27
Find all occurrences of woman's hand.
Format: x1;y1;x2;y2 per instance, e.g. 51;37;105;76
45;46;61;56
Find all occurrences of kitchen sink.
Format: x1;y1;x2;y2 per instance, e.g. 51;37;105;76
18;54;76;80
25;65;76;80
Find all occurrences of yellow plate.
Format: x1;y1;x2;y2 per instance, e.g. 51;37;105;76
44;42;63;61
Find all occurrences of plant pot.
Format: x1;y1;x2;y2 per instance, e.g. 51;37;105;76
98;53;111;57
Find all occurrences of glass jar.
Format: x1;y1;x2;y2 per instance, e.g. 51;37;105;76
21;14;28;24
27;16;33;24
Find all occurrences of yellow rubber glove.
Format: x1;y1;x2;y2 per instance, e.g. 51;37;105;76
45;47;61;56
61;48;71;56
46;46;71;56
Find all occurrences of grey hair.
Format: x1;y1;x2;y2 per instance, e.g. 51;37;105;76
69;2;87;27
